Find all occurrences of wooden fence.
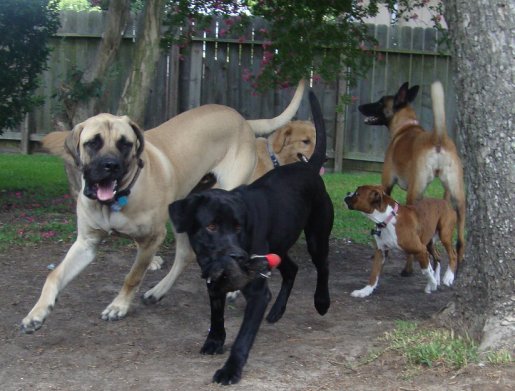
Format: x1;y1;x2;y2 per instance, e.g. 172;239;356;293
1;11;457;172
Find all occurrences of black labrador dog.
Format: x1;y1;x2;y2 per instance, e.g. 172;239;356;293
169;91;334;385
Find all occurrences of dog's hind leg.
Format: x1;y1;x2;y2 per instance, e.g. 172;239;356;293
102;226;168;320
21;233;105;333
142;231;196;304
266;253;298;323
304;198;332;315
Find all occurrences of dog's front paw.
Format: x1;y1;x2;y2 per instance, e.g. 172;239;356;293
20;305;53;334
100;302;129;321
212;364;242;385
443;268;455;287
147;256;164;271
314;288;330;315
351;286;374;298
200;333;226;355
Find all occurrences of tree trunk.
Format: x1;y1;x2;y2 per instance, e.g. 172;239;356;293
116;0;167;126
437;1;515;351
68;0;131;126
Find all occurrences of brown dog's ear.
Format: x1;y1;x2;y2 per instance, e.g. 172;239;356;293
64;122;86;167
370;187;386;211
271;123;292;153
394;82;419;108
122;116;145;158
407;85;419;103
169;195;203;233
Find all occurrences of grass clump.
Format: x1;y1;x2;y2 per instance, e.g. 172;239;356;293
383;320;479;369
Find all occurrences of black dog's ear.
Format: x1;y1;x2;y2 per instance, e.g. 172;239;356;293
169;195;203;233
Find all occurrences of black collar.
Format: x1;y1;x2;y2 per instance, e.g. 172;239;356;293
97;158;144;209
266;140;280;168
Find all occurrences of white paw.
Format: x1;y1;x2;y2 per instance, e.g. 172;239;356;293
433;263;441;286
226;291;241;301
443;268;455;287
101;302;129;321
148;256;164;271
351;285;374;298
21;307;51;334
422;268;438;294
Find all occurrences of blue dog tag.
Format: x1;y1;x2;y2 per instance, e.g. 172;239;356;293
110;196;128;212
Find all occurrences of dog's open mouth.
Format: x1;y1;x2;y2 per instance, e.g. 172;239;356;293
96;179;118;201
364;117;380;125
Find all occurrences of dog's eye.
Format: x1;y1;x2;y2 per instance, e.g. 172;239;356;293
302;139;311;145
207;224;216;231
117;140;133;151
235;225;242;231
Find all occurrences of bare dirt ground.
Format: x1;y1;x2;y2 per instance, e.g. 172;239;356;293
1;238;514;391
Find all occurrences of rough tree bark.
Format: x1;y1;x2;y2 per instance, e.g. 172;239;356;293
116;0;167;127
437;1;515;351
67;0;131;126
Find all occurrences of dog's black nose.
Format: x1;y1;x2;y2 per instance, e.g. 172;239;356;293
102;159;121;173
229;251;246;263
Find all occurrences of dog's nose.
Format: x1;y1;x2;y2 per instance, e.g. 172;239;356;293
229;251;246;263
102;159;121;173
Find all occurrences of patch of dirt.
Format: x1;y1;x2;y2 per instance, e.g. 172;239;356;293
1;239;514;390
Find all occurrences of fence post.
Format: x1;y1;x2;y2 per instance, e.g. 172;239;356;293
187;42;203;110
334;77;348;173
20;114;30;155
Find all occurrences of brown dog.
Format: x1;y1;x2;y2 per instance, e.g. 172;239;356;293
192;120;318;193
252;120;317;181
358;81;465;276
344;185;461;297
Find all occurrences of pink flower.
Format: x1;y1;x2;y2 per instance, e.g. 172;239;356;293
238;35;247;43
28;217;34;222
413;14;419;20
34;203;40;207
283;81;290;88
219;29;226;37
378;53;382;61
15;193;21;199
63;220;69;224
24;225;29;228
64;194;69;199
20;213;26;217
251;91;257;96
313;74;322;82
242;74;250;82
18;229;24;234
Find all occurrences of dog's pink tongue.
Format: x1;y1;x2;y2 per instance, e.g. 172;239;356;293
97;180;116;201
319;167;325;175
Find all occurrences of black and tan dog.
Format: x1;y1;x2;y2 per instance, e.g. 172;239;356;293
168;91;334;385
344;185;462;297
358;81;465;276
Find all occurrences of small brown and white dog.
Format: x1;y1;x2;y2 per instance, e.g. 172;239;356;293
344;185;462;297
358;81;465;277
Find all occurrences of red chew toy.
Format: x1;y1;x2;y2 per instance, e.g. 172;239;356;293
266;253;281;269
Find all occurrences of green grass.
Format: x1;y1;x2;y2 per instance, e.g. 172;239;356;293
383;321;480;369
0;154;449;251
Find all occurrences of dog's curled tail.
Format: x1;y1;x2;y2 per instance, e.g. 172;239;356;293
307;91;326;170
247;78;306;135
42;131;74;165
431;81;447;143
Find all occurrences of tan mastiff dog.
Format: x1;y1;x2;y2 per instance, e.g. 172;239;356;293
20;79;306;334
344;185;463;297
